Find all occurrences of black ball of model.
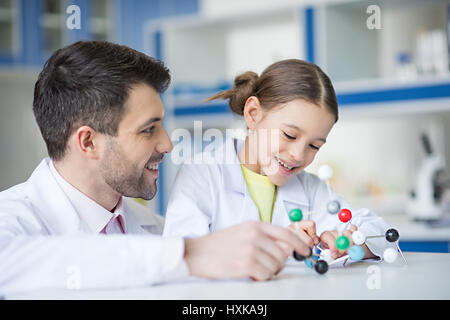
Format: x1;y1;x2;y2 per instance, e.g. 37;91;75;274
315;260;329;274
385;228;399;242
293;248;312;261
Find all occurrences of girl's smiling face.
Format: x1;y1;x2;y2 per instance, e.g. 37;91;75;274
241;97;336;186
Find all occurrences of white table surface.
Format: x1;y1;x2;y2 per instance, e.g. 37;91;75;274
7;252;450;300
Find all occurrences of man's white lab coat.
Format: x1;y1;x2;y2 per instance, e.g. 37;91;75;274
0;158;186;296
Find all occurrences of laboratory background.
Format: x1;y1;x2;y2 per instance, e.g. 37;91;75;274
1;0;450;253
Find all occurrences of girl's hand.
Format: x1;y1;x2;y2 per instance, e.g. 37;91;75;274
319;224;358;259
287;220;320;248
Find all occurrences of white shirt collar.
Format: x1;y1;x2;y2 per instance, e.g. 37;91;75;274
48;160;125;234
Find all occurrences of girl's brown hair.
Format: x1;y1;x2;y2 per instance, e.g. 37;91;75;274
206;59;338;122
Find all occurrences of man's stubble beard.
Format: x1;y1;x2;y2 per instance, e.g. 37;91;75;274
99;138;157;201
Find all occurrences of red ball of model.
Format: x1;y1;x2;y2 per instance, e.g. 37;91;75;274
338;208;352;223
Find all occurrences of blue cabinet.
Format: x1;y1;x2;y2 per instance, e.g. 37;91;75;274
0;0;199;67
0;0;112;65
0;0;31;64
399;241;450;253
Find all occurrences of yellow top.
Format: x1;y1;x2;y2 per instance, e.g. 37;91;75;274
240;164;278;224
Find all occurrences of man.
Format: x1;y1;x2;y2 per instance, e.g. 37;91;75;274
0;41;309;295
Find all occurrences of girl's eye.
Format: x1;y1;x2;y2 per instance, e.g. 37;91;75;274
283;132;295;140
310;144;319;150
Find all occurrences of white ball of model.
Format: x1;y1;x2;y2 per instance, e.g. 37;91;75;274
318;165;334;181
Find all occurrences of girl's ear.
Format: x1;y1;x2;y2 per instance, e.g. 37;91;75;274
243;96;264;130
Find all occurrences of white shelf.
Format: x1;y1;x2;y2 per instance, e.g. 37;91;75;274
334;74;450;93
146;7;304;88
322;0;450;82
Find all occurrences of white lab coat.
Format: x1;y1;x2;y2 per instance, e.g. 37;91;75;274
0;158;176;296
164;137;392;258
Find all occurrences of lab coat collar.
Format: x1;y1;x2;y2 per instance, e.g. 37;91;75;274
25;158;87;235
221;137;247;195
120;197;161;234
221;137;311;207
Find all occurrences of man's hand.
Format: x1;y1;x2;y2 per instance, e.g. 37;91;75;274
184;221;311;281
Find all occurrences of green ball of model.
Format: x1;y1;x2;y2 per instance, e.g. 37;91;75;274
288;209;303;222
335;235;350;250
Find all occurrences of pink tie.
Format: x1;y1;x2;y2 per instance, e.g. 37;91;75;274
100;215;126;234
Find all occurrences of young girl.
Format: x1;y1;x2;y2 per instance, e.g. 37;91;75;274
163;59;391;261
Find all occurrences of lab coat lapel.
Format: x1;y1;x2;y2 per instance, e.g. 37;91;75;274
221;138;260;223
121;198;163;235
25;158;88;235
241;186;261;223
120;201;146;234
272;171;312;226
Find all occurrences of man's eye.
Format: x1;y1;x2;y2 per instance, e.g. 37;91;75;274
283;132;295;140
143;126;156;134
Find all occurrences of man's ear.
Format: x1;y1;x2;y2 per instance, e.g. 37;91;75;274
242;96;264;130
73;126;100;159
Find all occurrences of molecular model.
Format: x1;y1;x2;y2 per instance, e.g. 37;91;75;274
289;165;407;274
317;164;407;266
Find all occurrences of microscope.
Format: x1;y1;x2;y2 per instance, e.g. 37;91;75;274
406;133;450;222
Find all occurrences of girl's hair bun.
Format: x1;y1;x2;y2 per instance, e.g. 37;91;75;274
205;71;259;115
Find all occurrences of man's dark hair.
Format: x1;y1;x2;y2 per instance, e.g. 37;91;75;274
33;41;171;161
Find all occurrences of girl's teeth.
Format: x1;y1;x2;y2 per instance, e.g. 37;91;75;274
147;164;158;170
276;157;293;170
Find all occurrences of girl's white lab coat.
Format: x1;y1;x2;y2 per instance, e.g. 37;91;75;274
0;158;175;296
164;137;392;258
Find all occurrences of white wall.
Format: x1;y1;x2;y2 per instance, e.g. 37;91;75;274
226;14;302;78
0;70;48;190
